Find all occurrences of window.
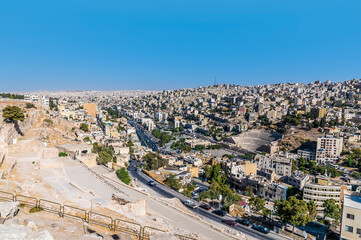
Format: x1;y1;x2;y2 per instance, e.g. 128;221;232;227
345;225;353;233
357;228;361;234
347;214;355;220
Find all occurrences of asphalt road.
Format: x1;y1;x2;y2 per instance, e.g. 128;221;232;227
128;162;288;240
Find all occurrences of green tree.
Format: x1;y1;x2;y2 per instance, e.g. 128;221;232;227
164;174;181;190
2;106;25;123
320;117;326;128
249;196;266;214
195;144;206;151
25;103;36;109
2;106;26;135
291;159;297;172
261;208;271;220
275;197;312;233
143;152;168;170
245;185;254;197
352;171;361;179
116;168;131;185
97;149;113;164
307;200;317;220
80;123;89;132
323;199;341;221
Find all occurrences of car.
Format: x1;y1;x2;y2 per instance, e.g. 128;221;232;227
147;180;156;187
252;224;270;234
183;200;197;209
212;209;226;217
221;219;237;227
199;203;211;210
237;219;252;227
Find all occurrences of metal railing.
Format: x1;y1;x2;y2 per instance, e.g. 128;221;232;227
0;190;196;240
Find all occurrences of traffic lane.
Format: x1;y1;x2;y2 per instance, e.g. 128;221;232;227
129;165;285;240
195;207;280;240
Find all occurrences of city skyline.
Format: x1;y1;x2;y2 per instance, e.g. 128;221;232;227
0;0;360;91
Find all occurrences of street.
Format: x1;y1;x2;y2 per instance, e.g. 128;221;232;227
128;161;289;240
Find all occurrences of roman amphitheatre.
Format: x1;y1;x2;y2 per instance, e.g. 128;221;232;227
226;129;282;153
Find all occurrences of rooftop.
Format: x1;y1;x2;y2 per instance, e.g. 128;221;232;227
344;191;361;210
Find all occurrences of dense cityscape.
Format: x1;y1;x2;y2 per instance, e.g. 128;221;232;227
0;78;360;239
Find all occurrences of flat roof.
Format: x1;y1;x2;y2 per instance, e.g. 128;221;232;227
344;192;361;210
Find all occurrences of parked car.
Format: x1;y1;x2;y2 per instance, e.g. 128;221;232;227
221;219;237;227
183;200;197;209
252;224;270;234
199;203;211;210
237;219;252;227
212;209;226;217
147;180;156;187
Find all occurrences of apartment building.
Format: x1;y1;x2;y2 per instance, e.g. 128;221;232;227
340;191;361;240
258;182;289;201
316;135;343;164
255;155;292;176
83;103;97;117
303;176;351;212
225;160;257;179
287;170;309;190
297;149;316;161
311;107;326;118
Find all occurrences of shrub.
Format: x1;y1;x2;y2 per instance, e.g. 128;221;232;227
116;168;131;185
58;152;68;157
29;206;43;213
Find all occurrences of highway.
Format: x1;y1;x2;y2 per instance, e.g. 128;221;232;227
128;161;288;240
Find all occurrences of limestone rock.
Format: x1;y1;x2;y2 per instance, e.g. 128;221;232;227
27;221;38;231
0;201;19;219
149;233;178;240
0;224;54;240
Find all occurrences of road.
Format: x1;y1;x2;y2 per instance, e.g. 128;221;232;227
128;161;288;240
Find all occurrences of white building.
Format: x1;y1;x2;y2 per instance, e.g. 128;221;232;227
340;191;361;240
316;135;343;164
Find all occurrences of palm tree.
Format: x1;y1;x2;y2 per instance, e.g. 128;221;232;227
307;200;317;220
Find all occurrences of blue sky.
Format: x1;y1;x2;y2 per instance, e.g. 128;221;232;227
0;0;360;91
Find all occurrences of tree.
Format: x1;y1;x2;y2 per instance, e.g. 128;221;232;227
291;159;297;172
143;152;168;170
323;199;341;221
245;186;254;197
2;106;25;135
352;171;361;179
249;196;266;213
25;103;36;109
261;208;271;220
195;144;206;151
97;149;113;164
275;197;312;233
320;117;326;128
116;168;131;185
3;106;25;123
204;163;225;184
164;174;181;190
80;123;89;132
307;200;317;220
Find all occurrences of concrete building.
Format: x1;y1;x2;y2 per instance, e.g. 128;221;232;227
83;103;97;117
225;160;257;179
311;107;326;118
297;149;316;161
303;176;351;212
316;135;343;163
287;170;309;190
255;155;292;177
258;182;289;201
340;191;361;240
